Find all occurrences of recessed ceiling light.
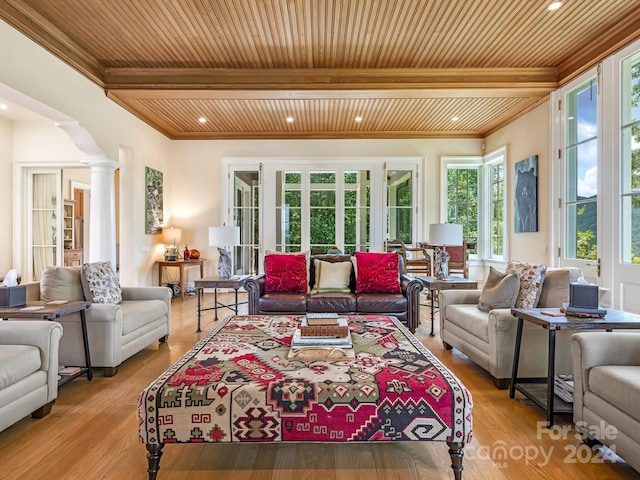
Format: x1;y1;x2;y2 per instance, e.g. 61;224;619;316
451;116;459;122
355;116;363;122
0;104;7;110
198;117;207;123
286;116;294;123
547;2;562;11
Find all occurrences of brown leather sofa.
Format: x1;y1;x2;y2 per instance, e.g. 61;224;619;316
245;254;423;332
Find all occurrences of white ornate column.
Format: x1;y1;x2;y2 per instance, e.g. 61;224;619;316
55;121;120;270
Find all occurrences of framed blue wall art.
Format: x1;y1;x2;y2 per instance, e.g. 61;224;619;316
514;155;538;233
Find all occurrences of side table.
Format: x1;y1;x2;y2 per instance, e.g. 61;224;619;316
0;301;93;385
416;276;478;336
194;275;250;332
510;307;640;426
156;259;205;301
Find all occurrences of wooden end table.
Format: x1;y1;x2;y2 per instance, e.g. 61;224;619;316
510;307;640;426
156;259;205;301
0;300;93;385
194;275;250;332
416;276;478;336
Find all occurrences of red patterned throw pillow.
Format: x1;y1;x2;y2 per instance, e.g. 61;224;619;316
354;252;401;294
264;253;308;293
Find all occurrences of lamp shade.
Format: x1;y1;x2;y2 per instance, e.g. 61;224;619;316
209;226;240;247
429;223;463;246
162;227;182;246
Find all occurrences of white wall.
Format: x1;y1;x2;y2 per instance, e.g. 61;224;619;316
0;117;13;275
485;102;552;266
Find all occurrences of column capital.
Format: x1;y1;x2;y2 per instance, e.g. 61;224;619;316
80;155;120;170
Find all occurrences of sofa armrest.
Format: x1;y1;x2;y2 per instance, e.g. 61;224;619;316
245;275;266;314
439;289;481;308
121;286;172;303
571;332;640;372
400;275;423;332
571;332;640;426
0;320;63;379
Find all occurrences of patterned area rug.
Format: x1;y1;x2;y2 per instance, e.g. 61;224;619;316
139;315;472;445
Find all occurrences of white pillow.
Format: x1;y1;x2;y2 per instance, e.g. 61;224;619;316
311;259;352;294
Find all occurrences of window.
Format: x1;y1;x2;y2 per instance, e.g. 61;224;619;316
485;149;506;259
386;169;414;243
275;171;302;252
564;78;598;260
621;51;640;264
441;150;505;260
446;168;478;253
344;170;371;254
441;157;481;255
232;170;260;274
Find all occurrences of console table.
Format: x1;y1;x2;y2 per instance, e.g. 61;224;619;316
139;314;473;480
194;275;250;332
416;276;478;336
510;307;640;426
0;300;92;385
156;258;204;301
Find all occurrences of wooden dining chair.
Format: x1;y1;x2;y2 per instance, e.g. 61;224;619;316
446;241;469;278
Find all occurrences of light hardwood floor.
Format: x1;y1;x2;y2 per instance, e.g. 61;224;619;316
1;292;638;480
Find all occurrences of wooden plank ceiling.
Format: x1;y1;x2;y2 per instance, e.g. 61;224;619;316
1;0;640;139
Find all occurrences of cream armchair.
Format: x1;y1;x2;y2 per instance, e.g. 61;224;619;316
27;266;172;376
0;320;63;433
571;332;640;473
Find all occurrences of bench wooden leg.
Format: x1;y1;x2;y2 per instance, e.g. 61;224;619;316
146;443;164;480
447;441;465;480
31;400;55;418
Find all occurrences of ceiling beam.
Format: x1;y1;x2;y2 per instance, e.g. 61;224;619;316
104;67;558;92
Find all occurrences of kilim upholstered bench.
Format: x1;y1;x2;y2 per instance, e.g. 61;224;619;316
138;315;473;479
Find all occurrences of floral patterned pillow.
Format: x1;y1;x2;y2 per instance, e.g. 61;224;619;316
81;261;122;304
506;260;547;308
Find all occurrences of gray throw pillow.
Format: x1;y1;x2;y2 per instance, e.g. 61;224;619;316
477;267;520;312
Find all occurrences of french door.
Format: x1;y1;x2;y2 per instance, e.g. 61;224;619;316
553;69;603;283
27;169;63;281
225;157;421;274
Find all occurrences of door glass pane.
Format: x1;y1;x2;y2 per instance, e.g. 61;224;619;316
565;78;598;260
621;52;640;263
275;171;302;252
446;168;478;252
32;173;59;280
344;170;370;254
309;171;336;254
232;171;259;274
490;163;504;257
387;170;413;243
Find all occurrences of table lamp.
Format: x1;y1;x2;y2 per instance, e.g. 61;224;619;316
429;223;463;279
162;227;182;261
209;226;240;278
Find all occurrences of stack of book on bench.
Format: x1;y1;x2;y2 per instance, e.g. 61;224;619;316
289;314;354;360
